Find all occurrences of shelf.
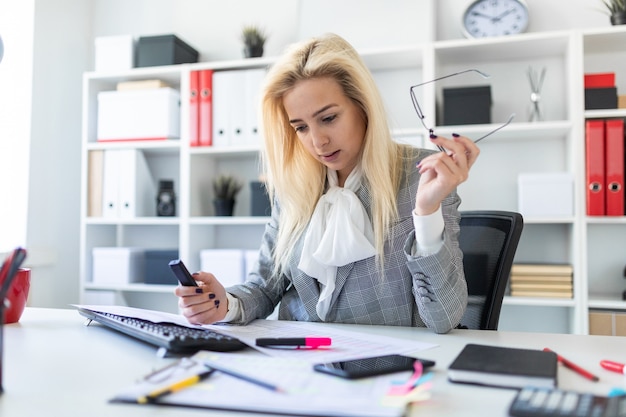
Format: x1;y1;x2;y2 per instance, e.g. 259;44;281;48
85;217;181;226
86;140;181;153
190;145;260;156
435;120;572;141
588;295;626;310
85;282;176;294
585;217;626;225
190;216;270;226
503;296;576;307
584;109;626;119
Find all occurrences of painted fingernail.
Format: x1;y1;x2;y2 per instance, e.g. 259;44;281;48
452;133;460;137
195;288;204;294
214;299;220;307
429;133;437;139
192;272;199;276
208;293;216;299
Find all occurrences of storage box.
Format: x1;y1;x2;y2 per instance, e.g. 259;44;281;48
94;35;134;72
619;95;626;109
92;247;145;285
136;34;199;67
443;86;491;125
97;88;181;141
518;173;574;218
589;310;626;336
584;72;615;89
584;87;617;110
144;249;179;285
250;181;271;216
200;249;245;288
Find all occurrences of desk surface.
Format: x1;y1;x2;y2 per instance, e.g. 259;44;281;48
2;308;625;417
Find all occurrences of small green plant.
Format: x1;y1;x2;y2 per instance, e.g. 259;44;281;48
601;0;626;14
241;24;267;48
212;174;243;200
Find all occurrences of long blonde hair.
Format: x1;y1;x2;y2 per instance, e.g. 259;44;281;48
261;33;406;274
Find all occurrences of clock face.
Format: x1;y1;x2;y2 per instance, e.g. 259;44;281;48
462;0;529;38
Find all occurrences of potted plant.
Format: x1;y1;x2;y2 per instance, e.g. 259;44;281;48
241;24;267;58
601;0;626;25
212;174;243;216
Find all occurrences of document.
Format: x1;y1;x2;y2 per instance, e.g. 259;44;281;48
75;304;437;363
112;350;411;417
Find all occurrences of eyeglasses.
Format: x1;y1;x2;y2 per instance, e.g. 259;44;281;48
409;69;515;150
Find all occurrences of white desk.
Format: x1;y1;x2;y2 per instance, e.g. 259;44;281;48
2;308;625;417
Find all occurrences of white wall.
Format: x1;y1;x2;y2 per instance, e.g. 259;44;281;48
22;0;620;308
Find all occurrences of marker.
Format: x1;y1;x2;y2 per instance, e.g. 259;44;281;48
138;369;214;403
255;337;332;349
544;348;599;382
600;360;626;375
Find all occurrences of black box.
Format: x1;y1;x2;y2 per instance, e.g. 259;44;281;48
250;181;271;216
443;86;492;125
585;87;617;110
136;34;199;67
144;249;179;284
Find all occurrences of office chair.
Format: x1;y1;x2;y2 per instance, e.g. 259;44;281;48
457;210;524;330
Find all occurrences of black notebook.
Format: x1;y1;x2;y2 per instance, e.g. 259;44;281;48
448;343;557;389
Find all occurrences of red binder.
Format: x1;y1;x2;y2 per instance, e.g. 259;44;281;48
585;120;605;216
199;69;214;147
605;119;624;216
189;71;200;147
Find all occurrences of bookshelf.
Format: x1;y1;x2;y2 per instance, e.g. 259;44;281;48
79;25;626;333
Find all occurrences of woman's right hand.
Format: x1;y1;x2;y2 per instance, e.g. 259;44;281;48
174;271;228;325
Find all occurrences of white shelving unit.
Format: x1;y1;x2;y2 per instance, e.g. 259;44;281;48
79;25;626;331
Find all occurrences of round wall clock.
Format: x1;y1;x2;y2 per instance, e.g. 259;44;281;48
462;0;529;38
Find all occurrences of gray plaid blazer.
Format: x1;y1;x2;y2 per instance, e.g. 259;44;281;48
228;148;467;334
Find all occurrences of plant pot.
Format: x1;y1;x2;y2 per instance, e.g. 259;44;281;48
213;198;235;216
243;45;264;58
611;12;626;25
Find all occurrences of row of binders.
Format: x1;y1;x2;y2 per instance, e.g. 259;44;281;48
189;68;266;148
509;263;573;299
585;118;625;216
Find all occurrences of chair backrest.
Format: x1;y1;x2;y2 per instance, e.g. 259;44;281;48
457;210;524;330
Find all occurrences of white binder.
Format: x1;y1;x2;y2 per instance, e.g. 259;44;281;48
244;68;266;146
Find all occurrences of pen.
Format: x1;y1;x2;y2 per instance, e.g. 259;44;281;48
255;337;332;349
138;369;214;403
600;360;626;375
543;348;599;382
204;361;287;393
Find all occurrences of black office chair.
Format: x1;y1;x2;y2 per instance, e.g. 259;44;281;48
457;210;524;330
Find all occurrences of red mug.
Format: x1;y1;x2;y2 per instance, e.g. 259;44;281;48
2;268;30;324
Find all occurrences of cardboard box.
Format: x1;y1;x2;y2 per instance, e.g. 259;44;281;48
95;35;134;72
92;247;145;285
144;249;179;285
97;87;181;141
585;87;617;110
619;95;626;109
200;249;245;288
589;310;626;336
136;34;198;67
518;172;574;218
443;85;491;125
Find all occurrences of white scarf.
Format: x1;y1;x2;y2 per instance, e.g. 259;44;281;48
298;167;377;320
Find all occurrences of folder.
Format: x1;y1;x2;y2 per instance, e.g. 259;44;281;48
605;119;624;216
198;69;213;147
212;70;246;147
244;68;266;146
101;149;156;218
585;120;605;216
189;70;200;147
87;149;104;217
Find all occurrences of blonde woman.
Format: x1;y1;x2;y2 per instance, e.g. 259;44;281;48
176;33;479;334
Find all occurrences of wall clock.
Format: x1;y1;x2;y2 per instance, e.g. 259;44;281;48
462;0;529;38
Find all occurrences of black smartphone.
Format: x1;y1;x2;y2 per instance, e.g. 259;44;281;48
168;259;199;287
313;354;435;379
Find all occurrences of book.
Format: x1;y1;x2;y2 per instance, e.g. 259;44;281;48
510;290;573;298
87;149;104;217
448;344;557;389
509;275;572;283
510;282;572;291
510;263;573;276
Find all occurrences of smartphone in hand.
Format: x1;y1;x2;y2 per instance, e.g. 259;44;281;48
313;354;435;379
168;259;199;287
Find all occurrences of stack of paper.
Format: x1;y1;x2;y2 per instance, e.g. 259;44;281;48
509;263;573;298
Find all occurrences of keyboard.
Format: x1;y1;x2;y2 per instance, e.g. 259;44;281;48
78;307;247;354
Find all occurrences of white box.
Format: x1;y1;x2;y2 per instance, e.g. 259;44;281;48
97;88;180;141
200;249;245;288
95;35;134;72
518;173;574;218
92;247;145;285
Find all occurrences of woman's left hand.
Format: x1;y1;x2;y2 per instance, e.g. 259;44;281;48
414;134;480;215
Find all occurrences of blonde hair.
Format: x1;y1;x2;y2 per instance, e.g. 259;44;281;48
261;33;407;274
